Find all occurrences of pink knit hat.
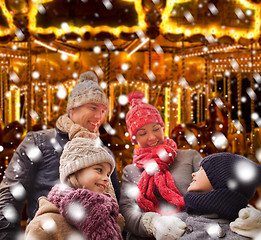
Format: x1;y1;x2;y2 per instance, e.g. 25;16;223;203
126;91;164;143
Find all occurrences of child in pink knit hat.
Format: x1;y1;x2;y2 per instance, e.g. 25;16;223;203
25;135;124;240
120;91;203;240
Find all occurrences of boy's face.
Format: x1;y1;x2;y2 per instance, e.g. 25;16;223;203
75;162;112;194
135;123;164;148
187;167;214;193
69;103;107;133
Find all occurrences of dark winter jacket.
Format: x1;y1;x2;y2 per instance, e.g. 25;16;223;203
0;128;120;240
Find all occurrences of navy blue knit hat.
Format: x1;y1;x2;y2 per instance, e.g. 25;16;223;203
201;152;261;201
184;152;261;220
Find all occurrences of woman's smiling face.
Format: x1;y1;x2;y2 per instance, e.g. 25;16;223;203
135;123;164;148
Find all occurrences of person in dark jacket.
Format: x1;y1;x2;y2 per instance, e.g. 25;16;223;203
0;71;121;239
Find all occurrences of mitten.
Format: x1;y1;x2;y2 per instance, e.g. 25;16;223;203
230;204;261;238
142;212;186;240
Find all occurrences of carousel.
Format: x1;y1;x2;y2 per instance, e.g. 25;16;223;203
0;0;261;183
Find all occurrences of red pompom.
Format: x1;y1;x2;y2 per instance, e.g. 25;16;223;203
128;91;144;105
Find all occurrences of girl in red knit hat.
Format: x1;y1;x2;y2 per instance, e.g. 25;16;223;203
120;91;202;240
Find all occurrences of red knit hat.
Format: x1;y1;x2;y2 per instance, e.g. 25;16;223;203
126;91;164;143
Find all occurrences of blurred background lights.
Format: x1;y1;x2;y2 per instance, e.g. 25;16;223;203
93;46;101;54
56;84;67;99
100;81;107;89
61;53;68;61
118;95;128;105
32;71;40;79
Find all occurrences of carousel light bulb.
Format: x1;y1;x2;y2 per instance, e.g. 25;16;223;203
53;105;59;112
61;22;70;31
61;54;68;61
32;71;40;79
121;63;129;71
56;85;67;99
245;9;253;16
251;112;259;121
93;46;101;54
119;112;125;119
118;95;128;106
20;118;26;124
72;72;78;79
76;37;82;43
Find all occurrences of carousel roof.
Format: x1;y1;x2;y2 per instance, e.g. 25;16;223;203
0;0;261;85
1;0;260;46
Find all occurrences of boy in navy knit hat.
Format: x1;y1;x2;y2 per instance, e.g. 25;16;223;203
176;152;261;239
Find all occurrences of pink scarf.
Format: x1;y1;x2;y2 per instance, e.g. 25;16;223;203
133;138;185;215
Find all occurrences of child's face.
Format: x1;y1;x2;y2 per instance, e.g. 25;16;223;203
75;162;112;193
187;167;214;193
135;123;164;148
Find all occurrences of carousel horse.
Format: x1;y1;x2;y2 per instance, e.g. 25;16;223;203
171;97;231;156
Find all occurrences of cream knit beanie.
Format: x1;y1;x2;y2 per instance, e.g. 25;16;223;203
59;137;115;183
67;71;108;112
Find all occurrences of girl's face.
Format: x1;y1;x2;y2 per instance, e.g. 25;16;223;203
75;162;112;194
135;122;164;148
187;167;214;193
69;103;107;133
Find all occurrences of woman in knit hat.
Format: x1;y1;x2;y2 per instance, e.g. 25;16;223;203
25;135;124;240
175;152;261;239
0;71;121;239
120;91;202;240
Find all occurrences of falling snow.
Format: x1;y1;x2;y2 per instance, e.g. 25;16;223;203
56;84;67;99
3;204;18;223
67;201;86;222
234;160;257;183
118;95;128;106
10;183;26;200
103;123;116;135
40;217;57;233
157;148;169;161
25;145;42;162
144;161;159;176
205;223;224;238
211;132;229;150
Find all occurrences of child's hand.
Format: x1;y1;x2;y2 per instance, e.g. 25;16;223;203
230;204;261;238
142;212;186;240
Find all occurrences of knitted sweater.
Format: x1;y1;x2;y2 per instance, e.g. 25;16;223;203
48;184;123;240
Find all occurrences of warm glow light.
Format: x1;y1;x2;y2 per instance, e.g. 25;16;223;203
160;0;260;40
27;0;146;39
0;0;15;36
127;38;150;57
34;40;78;57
